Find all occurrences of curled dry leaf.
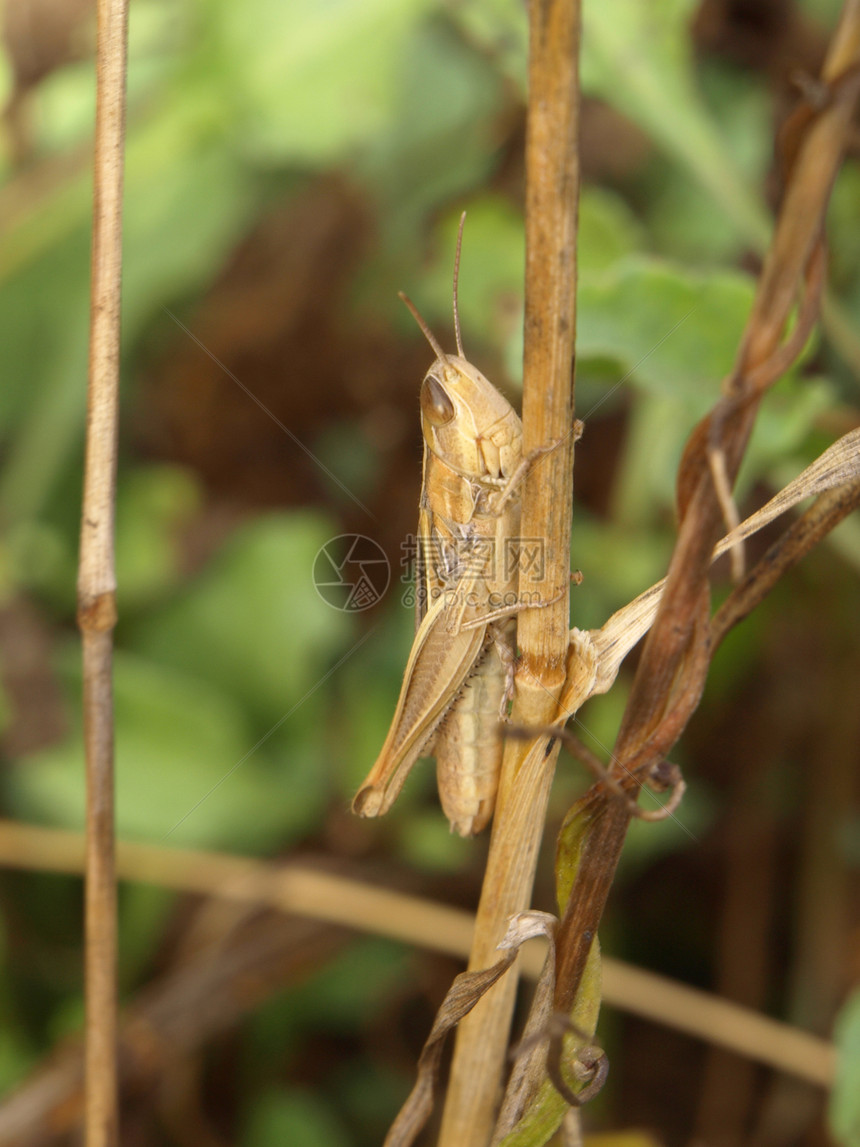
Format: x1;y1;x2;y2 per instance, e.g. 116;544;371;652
492;919;604;1145
382;912;557;1147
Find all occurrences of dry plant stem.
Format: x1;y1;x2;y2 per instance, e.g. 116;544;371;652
80;630;117;1147
437;2;579;1143
552;0;860;1020
78;2;129;1145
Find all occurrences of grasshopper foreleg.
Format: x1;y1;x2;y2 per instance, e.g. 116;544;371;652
491;438;564;514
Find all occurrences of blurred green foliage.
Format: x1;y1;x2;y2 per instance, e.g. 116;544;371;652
830;988;860;1147
0;0;858;1141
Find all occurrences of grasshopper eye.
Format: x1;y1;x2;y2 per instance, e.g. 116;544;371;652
421;376;455;426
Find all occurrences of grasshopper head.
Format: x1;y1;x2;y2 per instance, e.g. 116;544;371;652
419;357;522;482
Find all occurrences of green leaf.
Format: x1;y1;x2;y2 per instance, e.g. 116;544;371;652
419;198;524;366
434;251;757;438
0;1027;37;1097
119;131;255;340
450;0;527;90
212;0;436;165
115;466;202;610
570;514;671;627
830;988;860;1146
395;811;473;873
797;0;845;29
0;130;254;524
337;607;451;821
4;520;77;608
129;512;354;722
285;939;409;1032
577;263;825;525
495;1075;566;1147
620;781;714;877
26;62;96;155
607;391;695;524
333;1060;412;1145
28;2;185;156
643;61;772;262
9;649;326;850
581;0;769;248
0;36;12;116
357;17;507;247
740;375;834;491
555;792;605;915
577;258;756;412
0;232;90;523
242;1088;350;1147
578;187;647;273
118;884;177;988
338;609;415;797
495;785;609;1145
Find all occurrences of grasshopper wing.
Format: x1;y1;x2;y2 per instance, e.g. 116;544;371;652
352;592;488;819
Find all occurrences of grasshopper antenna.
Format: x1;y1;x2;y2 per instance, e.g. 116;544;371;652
453;211;466;357
399;292;450;366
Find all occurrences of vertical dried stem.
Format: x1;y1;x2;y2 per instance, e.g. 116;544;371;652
78;1;129;1144
437;3;580;1143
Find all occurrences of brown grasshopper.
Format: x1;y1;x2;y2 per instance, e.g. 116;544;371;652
353;218;542;835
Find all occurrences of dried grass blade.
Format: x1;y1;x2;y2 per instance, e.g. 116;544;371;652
384;914;556;1147
560;427;860;717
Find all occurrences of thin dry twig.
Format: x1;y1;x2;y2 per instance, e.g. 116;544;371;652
78;1;129;1144
506;725;687;823
436;2;581;1141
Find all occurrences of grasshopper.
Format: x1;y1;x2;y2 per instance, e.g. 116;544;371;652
353;218;539;835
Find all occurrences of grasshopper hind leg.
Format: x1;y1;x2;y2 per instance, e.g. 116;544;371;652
457;582;568;631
